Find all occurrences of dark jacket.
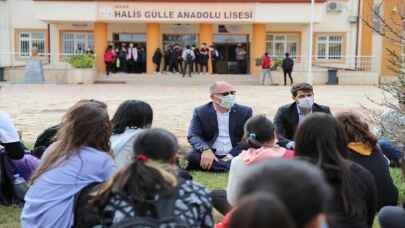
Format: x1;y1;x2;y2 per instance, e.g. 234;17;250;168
152;50;162;64
282;57;294;71
348;145;398;210
274;102;331;147
187;102;252;157
327;162;377;228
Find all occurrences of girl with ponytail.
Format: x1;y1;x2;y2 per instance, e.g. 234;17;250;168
93;128;214;227
226;115;294;206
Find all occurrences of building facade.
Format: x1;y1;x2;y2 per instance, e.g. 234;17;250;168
0;0;403;82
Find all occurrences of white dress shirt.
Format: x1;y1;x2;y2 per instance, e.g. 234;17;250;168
211;111;233;156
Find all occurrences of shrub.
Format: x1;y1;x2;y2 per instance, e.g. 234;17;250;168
68;54;95;69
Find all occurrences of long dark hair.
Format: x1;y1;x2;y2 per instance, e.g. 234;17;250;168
230;192;296;228
94;128;178;214
31;101;112;183
111;100;153;134
243;115;275;149
294;113;360;216
335;112;378;148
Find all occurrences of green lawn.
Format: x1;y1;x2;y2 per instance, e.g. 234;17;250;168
0;169;403;228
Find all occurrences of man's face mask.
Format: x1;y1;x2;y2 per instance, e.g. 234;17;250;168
297;96;314;109
219;94;236;109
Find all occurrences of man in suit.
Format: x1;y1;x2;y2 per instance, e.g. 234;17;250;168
187;81;253;172
274;83;331;149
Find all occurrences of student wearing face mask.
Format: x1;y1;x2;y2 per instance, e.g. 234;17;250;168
186;81;253;172
274;83;331;149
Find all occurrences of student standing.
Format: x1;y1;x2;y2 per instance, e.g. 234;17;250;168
126;43;138;73
260;53;272;85
200;43;210;74
210;45;220;74
152;48;162;73
282;53;294;85
103;46;115;76
182;45;195;78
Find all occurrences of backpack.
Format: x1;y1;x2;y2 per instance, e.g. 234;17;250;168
186;52;193;63
283;58;294;70
106;180;189;228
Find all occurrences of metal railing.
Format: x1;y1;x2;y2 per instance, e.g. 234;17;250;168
1;52;376;72
269;55;376;72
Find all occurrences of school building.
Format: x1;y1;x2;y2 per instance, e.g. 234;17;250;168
0;0;403;84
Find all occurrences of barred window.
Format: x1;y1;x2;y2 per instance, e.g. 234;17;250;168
266;33;298;58
62;32;94;57
316;35;344;60
19;32;45;57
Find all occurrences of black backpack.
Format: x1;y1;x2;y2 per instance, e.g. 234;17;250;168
186;52;193;63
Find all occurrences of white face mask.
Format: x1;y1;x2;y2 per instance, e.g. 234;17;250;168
297;96;314;109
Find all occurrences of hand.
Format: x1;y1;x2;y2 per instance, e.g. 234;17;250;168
200;149;218;170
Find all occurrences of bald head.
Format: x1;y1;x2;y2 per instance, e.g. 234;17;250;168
209;81;234;95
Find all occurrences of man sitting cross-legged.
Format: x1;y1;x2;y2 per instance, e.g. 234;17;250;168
186;81;253;172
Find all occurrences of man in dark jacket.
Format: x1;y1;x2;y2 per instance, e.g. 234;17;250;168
187;81;253;172
274;83;331;148
282;53;294;86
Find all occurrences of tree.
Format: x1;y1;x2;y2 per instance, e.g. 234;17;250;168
361;0;404;145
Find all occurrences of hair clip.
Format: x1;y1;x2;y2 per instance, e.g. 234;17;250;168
249;133;256;139
136;154;149;161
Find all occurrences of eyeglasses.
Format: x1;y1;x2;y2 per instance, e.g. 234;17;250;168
216;91;236;96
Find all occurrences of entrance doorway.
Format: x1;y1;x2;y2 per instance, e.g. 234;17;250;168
213;34;249;74
112;33;147;73
162;34;198;49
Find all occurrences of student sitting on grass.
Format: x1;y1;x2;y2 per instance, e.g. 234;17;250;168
89;128;214;227
21;101;117;228
378;155;405;228
295;113;377;228
226;115;294;206
110;100;153;168
336;111;398;210
216;159;331;228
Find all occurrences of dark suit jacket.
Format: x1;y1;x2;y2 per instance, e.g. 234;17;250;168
274;102;331;147
187;102;253;157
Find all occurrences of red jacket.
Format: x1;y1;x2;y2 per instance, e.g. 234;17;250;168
104;51;115;63
262;55;271;69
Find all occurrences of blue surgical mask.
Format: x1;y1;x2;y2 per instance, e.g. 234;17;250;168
219;95;235;109
297;96;314;109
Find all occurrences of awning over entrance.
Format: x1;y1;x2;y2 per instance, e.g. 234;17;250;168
33;1;325;23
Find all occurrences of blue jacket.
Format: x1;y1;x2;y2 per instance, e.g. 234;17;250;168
187;102;253;157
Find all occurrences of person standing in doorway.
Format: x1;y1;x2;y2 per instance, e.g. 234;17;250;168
210;45;220;74
192;45;201;74
282;53;294;86
235;44;247;74
169;45;177;73
137;47;146;73
126;43;138;73
182;45;195;78
104;46;115;76
175;44;184;74
200;43;210;74
118;44;127;73
152;48;162;74
260;53;272;85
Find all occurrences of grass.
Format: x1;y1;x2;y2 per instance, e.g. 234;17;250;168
0;169;404;228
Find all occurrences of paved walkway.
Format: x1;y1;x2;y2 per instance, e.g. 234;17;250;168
0;74;386;144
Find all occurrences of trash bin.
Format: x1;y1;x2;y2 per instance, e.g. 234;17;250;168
327;68;338;85
0;67;4;81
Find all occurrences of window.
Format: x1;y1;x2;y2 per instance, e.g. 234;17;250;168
19;32;46;57
62;32;94;56
315;34;344;60
266;33;299;58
